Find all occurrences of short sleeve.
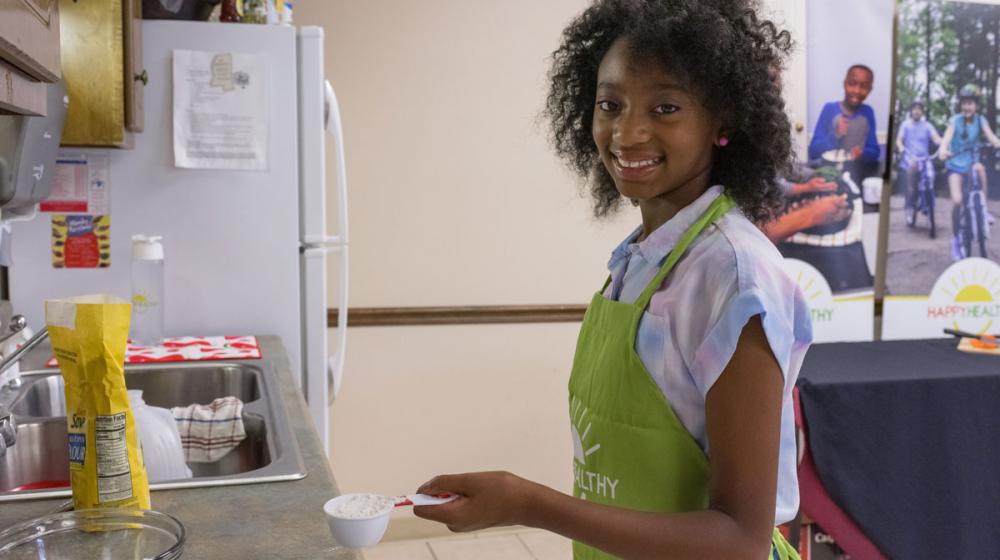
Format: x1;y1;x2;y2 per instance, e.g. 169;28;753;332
899;120;912;138
688;285;811;398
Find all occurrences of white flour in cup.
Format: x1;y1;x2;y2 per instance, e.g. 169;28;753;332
329;494;395;519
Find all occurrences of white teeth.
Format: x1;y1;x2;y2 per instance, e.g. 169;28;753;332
614;156;661;168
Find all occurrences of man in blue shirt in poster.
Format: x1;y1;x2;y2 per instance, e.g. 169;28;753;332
809;64;880;179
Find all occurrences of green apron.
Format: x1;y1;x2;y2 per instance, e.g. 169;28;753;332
568;193;799;560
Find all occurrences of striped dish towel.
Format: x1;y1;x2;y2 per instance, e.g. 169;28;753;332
171;397;246;463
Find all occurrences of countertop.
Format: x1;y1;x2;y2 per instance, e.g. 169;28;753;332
0;336;358;559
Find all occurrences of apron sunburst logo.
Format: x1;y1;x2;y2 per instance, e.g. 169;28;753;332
570;395;618;501
571;396;601;465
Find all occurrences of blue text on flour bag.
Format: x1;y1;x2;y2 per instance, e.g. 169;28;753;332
69;433;86;464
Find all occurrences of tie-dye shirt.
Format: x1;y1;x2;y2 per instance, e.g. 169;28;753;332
602;185;813;524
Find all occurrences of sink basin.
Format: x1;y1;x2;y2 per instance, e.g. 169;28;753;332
0;420;68;492
0;415;271;493
0;361;305;502
11;365;262;418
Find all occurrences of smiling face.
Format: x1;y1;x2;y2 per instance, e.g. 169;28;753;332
591;38;719;209
961;98;977;118
842;67;873;111
910;104;924;121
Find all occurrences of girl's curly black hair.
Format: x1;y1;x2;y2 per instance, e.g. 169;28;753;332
545;0;793;224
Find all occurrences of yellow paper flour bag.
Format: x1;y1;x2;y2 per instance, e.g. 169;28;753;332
46;294;150;510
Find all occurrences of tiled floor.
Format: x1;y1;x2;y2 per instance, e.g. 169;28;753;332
362;529;572;560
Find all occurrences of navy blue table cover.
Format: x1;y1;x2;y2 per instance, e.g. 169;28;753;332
797;339;1000;559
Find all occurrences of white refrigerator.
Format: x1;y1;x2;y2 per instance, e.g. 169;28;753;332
7;21;348;454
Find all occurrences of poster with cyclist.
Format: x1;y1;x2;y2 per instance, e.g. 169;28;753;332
767;0;892;342
883;0;1000;340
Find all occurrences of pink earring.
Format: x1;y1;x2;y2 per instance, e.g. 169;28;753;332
717;136;729;147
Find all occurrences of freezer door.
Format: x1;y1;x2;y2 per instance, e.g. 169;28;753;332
298;27;330;244
297;26;348;246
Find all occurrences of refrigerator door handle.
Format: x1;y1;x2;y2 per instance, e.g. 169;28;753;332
327;355;341;404
327;244;348;404
324;80;349;245
323;80;334;133
321;79;348;405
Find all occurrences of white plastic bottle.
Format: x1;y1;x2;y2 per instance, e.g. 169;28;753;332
130;235;165;346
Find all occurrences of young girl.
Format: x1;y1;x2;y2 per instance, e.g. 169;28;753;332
415;1;811;558
939;84;1000;260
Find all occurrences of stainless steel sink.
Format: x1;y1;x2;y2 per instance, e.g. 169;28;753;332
11;365;262;417
0;361;306;502
0;420;67;492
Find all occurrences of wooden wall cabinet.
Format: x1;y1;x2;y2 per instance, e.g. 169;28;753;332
59;0;144;147
0;0;60;116
0;0;143;141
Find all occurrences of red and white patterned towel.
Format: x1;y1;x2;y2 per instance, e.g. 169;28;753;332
46;336;261;367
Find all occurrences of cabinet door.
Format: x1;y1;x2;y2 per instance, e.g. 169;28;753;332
0;58;45;115
0;0;60;83
123;0;143;132
58;0;127;147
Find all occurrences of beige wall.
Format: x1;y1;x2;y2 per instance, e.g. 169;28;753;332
295;0;615;538
298;0;634;309
295;0;806;539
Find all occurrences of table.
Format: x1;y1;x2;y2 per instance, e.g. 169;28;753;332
797;338;1000;559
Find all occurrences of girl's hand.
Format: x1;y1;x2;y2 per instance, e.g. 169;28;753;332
939;148;951;160
413;471;536;532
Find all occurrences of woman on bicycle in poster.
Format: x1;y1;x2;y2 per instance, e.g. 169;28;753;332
939;84;1000;260
896;101;941;231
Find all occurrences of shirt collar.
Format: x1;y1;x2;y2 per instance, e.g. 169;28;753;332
607;185;726;270
607;225;643;270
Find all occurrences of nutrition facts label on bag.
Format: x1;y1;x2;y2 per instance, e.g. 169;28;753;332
95;413;133;502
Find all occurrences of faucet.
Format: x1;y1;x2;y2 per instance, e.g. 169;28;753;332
0;315;50;457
